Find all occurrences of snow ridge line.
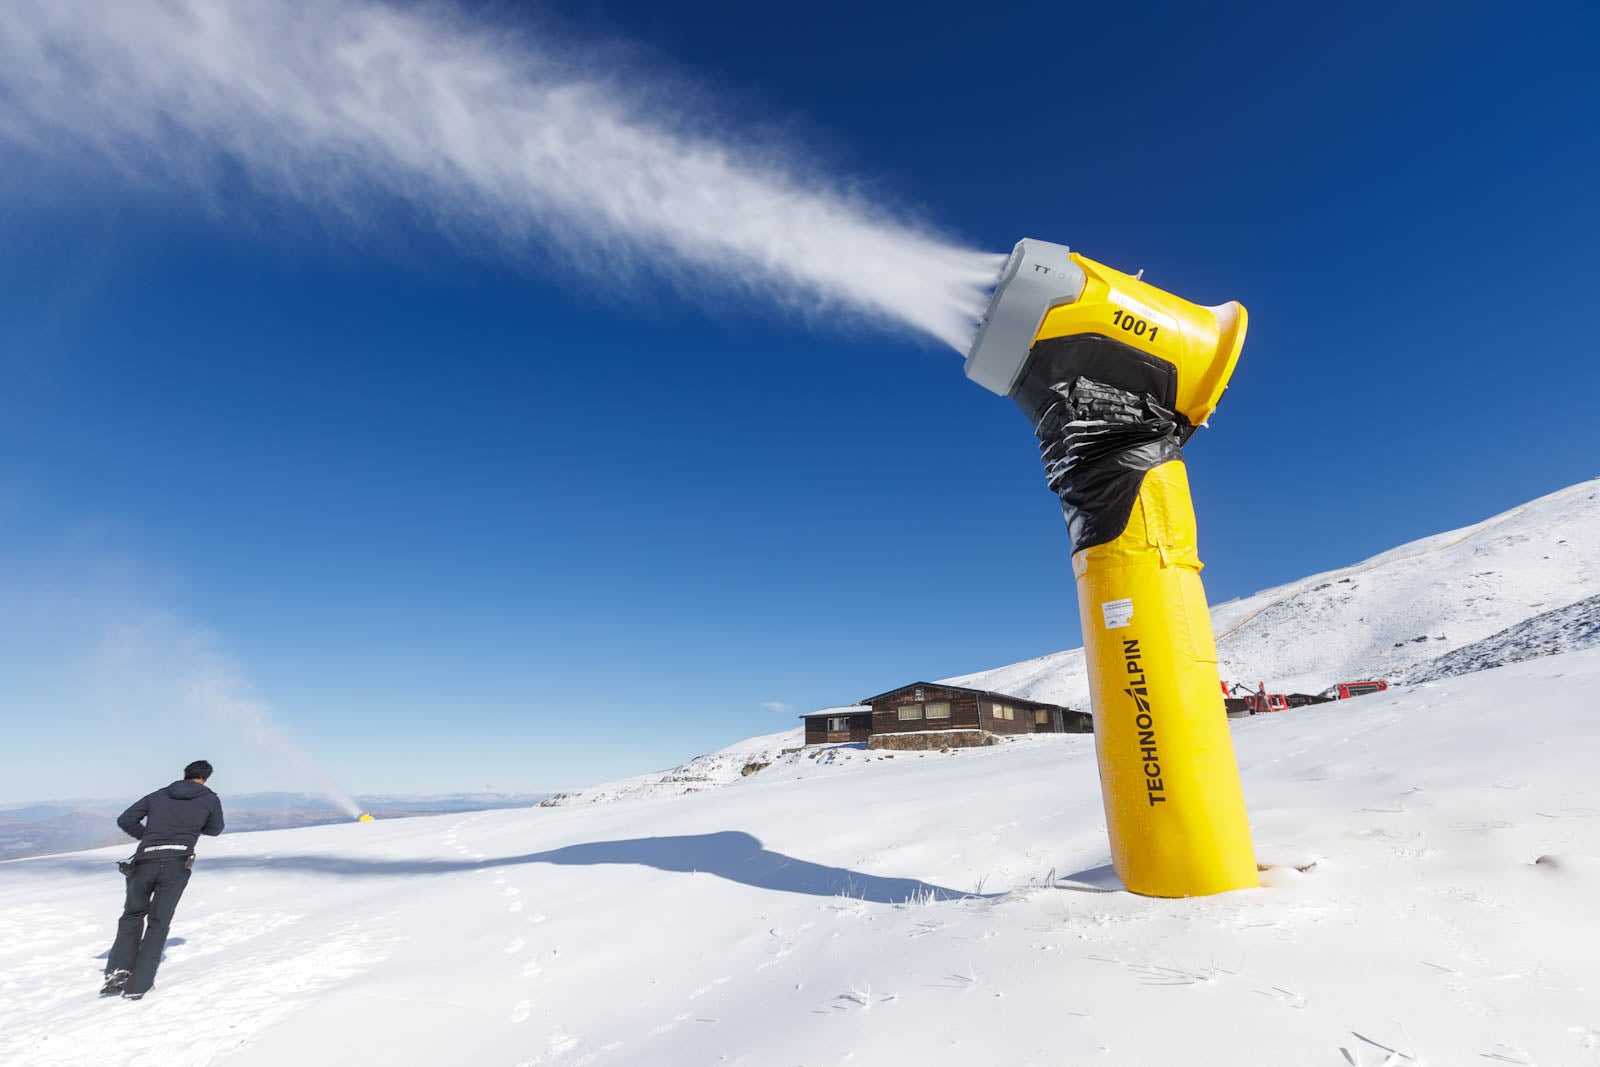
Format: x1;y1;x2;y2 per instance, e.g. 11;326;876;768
1212;479;1598;641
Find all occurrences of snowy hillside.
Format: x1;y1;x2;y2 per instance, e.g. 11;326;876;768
4;649;1600;1065
1401;593;1600;684
948;477;1600;707
538;729;803;807
494;482;1599;816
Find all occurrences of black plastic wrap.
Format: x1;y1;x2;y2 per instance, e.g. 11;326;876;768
1034;376;1186;555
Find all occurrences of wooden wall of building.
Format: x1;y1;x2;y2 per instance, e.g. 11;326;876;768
868;684;983;736
804;684;1090;745
865;685;1089;737
803;713;872;746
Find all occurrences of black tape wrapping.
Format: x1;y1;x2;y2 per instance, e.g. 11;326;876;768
1035;377;1186;555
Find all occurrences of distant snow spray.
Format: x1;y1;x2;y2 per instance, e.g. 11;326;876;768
964;240;1257;897
0;0;1002;351
104;615;366;821
182;660;365;820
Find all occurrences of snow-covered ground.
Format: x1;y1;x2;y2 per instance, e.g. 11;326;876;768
4;648;1600;1066
538;729;803;807
948;477;1600;707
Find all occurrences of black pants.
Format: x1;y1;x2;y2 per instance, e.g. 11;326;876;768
106;857;192;995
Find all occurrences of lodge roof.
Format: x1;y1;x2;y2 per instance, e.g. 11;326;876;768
854;682;1075;712
798;705;872;719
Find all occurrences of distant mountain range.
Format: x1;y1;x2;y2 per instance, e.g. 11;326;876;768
0;792;550;862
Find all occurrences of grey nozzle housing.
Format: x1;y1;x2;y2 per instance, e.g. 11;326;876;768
964;238;1086;397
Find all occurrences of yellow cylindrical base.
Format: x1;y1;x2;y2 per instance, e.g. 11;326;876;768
1073;460;1257;897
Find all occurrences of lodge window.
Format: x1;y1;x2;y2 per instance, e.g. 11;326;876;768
898;704;922;721
925;702;950;720
827;716;851;732
1034;709;1050;725
992;704;1014;721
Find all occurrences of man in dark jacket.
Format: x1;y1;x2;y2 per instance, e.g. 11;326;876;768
102;759;225;1000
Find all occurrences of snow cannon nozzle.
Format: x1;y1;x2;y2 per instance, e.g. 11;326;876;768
964;238;1247;429
965;239;1084;398
357;813;374;823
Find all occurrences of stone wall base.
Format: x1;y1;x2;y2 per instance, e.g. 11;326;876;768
868;730;995;751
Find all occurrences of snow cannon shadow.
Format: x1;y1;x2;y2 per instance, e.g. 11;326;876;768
510;832;981;903
198;831;983;903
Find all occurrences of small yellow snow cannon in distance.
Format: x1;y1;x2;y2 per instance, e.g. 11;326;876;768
965;239;1256;898
357;813;375;823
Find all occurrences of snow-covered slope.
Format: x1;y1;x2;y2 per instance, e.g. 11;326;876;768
947;477;1600;707
1401;592;1600;684
538;729;804;807
4;650;1599;1065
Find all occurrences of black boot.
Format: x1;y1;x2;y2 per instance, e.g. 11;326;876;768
100;970;131;997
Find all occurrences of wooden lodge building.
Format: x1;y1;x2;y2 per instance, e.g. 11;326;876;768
802;682;1089;750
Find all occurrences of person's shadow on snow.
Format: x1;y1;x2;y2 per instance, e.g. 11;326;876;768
182;832;980;903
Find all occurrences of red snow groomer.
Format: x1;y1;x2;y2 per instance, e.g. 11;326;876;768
1220;681;1288;714
1247;681;1288;713
1322;679;1389;700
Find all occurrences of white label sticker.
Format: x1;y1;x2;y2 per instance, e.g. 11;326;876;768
1107;291;1179;330
1101;598;1134;629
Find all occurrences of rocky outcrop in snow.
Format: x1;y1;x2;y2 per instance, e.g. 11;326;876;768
1400;593;1600;684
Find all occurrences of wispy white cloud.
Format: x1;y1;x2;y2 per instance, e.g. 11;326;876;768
761;701;795;714
0;0;1002;350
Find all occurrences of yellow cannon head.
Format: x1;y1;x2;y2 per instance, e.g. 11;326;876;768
357;813;375;823
965;238;1247;429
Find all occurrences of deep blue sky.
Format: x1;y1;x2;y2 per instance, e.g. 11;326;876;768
2;0;1596;801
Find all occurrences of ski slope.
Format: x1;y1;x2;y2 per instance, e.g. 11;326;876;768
947;477;1600;708
4;649;1599;1066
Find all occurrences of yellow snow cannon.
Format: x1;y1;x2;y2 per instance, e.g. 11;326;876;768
357;813;375;823
965;239;1256;898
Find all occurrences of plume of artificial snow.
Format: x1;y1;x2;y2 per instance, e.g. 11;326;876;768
0;0;1003;350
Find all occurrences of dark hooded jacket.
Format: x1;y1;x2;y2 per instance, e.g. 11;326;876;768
118;780;225;857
